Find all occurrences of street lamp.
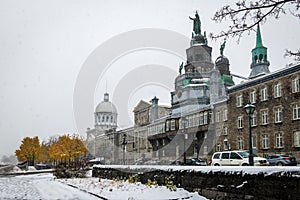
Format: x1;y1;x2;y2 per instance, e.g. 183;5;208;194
122;133;127;165
194;137;198;159
181;117;188;165
244;102;256;166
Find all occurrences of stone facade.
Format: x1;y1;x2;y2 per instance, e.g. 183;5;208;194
87;14;300;164
218;64;300;159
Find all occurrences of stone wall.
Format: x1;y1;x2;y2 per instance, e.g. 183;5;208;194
93;166;300;200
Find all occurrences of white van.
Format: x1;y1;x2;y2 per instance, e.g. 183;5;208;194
211;151;269;166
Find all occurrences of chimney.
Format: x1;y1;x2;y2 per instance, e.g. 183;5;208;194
151;96;159;122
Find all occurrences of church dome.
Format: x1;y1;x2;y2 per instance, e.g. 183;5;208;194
95;93;117;114
215;55;229;65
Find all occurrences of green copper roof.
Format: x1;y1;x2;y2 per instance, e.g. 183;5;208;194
256;23;263;48
221;74;234;86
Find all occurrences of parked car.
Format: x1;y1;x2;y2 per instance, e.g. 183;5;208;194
211;151;269;166
182;158;207;166
266;154;297;166
169;158;207;166
35;163;52;170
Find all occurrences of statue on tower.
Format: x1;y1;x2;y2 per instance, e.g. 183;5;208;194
179;62;184;75
189;11;201;35
220;40;226;56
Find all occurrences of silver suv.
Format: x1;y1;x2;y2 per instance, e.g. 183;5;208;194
211;151;269;166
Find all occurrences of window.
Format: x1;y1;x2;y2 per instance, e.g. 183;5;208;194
262;134;269;149
238;137;244;150
179;118;183;129
292;77;299;93
170;119;176;130
209;112;214;123
274;107;283;123
293;103;300;120
274;82;282;98
216;144;221;152
223;127;228;135
251;112;257;127
195;114;199;126
294;131;300;147
203;112;208;124
223;109;228;121
261;110;268;125
237;94;243;107
166;121;170;131
275;132;283;148
261;86;268;101
213;152;220;158
224;139;229;150
238;116;243;129
216;111;220;122
231;152;242;160
221;152;230;159
250;90;256;104
199;113;204;125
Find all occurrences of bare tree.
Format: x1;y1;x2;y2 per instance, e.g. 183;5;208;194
211;0;300;60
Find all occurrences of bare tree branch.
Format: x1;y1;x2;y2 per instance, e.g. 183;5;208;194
211;0;300;60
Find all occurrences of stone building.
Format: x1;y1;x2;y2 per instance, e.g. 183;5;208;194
115;97;171;164
86;92;118;164
215;24;300;160
86;13;300;164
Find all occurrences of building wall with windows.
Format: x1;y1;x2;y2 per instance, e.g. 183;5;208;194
220;64;300;159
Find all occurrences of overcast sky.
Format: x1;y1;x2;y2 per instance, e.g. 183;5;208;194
1;0;299;157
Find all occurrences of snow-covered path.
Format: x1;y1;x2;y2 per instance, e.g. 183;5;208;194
0;173;206;200
0;173;99;200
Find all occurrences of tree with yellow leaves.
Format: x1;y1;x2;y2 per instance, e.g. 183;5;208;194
15;136;41;166
48;134;87;166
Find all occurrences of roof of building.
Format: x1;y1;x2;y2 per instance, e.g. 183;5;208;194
228;63;300;93
95;93;117;114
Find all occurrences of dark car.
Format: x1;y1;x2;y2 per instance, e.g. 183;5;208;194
266;154;297;166
183;158;207;166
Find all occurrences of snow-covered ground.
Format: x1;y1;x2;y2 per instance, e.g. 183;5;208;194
0;173;100;200
0;172;207;200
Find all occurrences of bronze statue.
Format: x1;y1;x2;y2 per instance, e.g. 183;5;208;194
203;31;208;45
189;11;201;35
179;62;184;75
220;40;226;56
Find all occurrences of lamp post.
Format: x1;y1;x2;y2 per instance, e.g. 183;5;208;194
244;102;256;166
181;117;188;165
194;137;198;159
122;133;127;165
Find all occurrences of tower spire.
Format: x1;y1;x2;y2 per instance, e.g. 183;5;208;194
256;23;263;48
249;24;270;79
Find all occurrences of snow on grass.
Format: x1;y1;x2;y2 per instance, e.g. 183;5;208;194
58;177;207;200
1;172;207;200
93;165;300;176
0;173;99;200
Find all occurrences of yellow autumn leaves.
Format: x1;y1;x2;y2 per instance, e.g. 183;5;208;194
15;134;87;165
